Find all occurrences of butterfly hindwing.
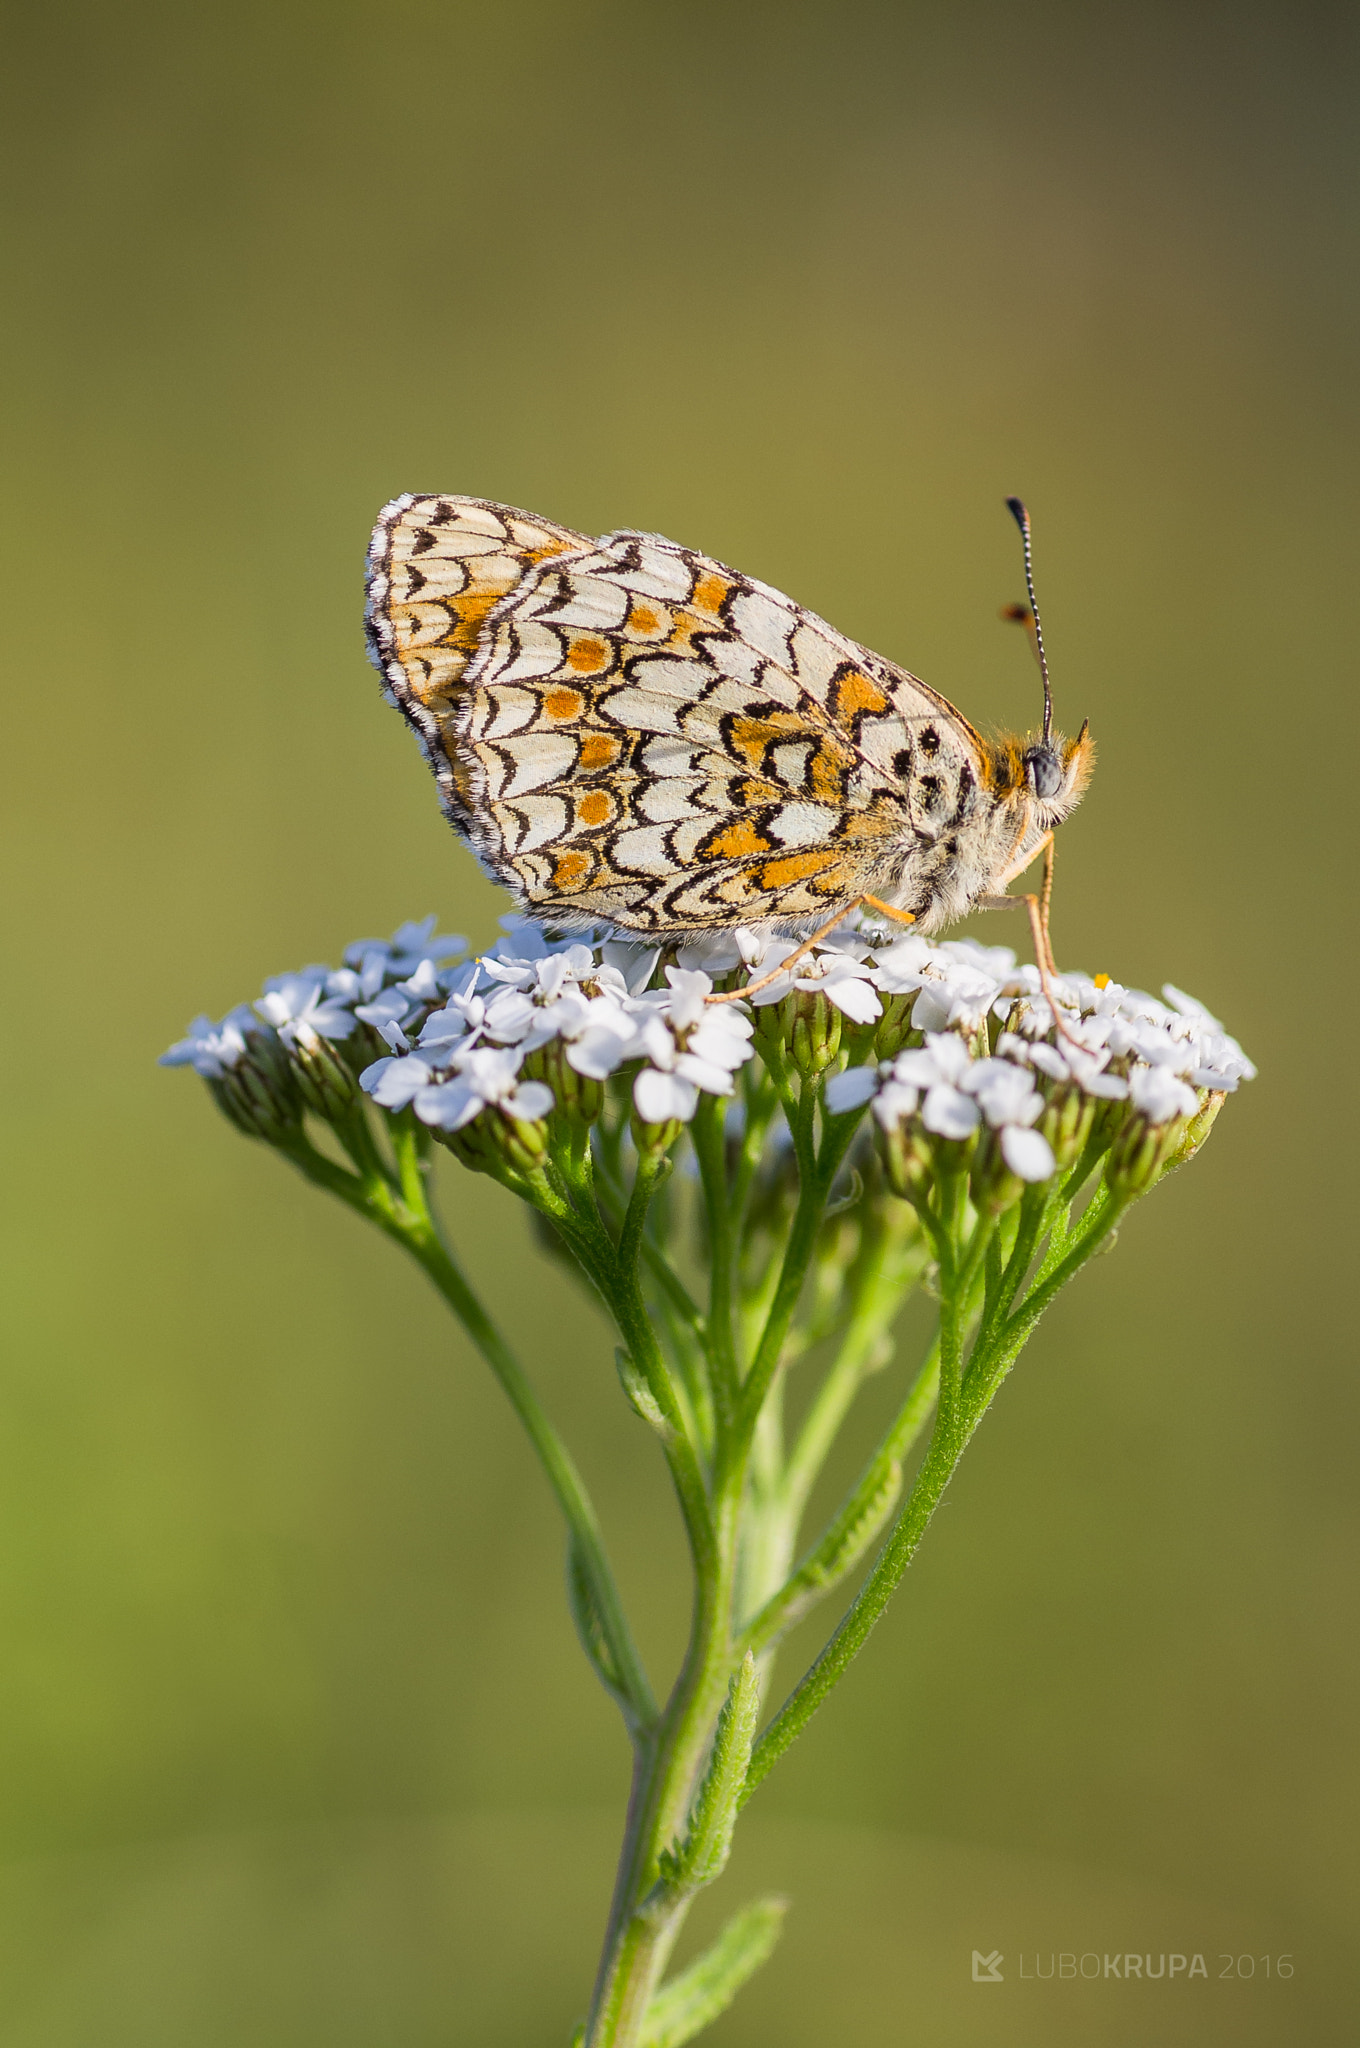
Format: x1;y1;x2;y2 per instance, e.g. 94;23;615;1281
450;529;987;931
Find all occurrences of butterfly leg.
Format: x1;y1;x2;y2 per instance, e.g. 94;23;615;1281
704;898;914;1006
977;836;1084;1051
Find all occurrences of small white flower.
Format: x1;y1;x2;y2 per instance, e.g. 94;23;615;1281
633;1066;699;1125
1127;1065;1198;1123
159;1006;258;1078
873;1079;924;1129
360;1051;440;1108
921;1083;980;1140
662;966;712;1032
256;972;355;1044
1162;982;1223;1031
963;1058;1043;1129
343;916;466;980
394;957;446;1005
412;1044;553;1131
824;1064;881;1115
675;931;744;977
811;955;883;1023
599;940;662;995
356;987;420;1034
1000;1124;1057;1181
920;1033;974;1085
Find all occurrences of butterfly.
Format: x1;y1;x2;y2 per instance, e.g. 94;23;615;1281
364;494;1092;985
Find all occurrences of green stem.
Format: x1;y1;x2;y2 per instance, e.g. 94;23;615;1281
742;1333;940;1655
584;1495;743;2045
736;1090;861;1441
781;1215;925;1525
692;1092;740;1426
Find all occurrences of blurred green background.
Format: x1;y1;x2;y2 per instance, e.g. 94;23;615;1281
0;1;1355;2041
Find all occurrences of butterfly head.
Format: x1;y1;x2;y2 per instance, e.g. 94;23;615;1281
1023;719;1094;826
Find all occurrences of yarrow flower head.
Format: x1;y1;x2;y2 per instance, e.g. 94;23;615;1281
161;909;1251;1209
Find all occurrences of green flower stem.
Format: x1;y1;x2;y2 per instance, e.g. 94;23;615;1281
691;1093;740;1425
526;1171;719;1583
279;1128;657;1732
582;1150;710;1350
965;1185;1128;1415
780;1210;926;1527
584;1495;744;2046
742;1333;941;1656
735;1097;863;1443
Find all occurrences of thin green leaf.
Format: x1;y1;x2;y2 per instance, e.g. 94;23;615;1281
641;1896;788;2048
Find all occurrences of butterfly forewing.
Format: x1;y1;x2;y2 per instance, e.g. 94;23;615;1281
445;528;988;932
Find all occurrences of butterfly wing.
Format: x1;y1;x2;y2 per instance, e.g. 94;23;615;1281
453;530;989;934
366;494;592;832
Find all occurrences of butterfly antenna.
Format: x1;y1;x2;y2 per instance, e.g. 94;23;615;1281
1005;497;1053;746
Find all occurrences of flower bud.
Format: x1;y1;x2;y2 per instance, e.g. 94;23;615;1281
211;1030;303;1144
523;1041;604;1132
1034;1082;1096;1176
1104;1108;1187;1197
875;1116;937;1205
436;1105;551;1180
285;1024;359;1122
752;987;842;1077
629;1110;686;1161
872;993;917;1062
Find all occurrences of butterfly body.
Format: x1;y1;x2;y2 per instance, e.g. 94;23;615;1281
365;495;1092;939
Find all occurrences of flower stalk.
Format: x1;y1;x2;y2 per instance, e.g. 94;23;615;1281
162;912;1253;2047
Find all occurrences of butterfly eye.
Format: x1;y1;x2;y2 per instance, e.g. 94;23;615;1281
1024;744;1063;800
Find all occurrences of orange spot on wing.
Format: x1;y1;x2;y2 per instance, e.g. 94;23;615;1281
566;636;609;673
577;789;611;827
840;802;902;841
730;712;803;772
810;744;850;804
444;589;502;651
550;849;593;890
628;602;662;635
759;850;841;889
544;687;585;720
578;732;620;769
691;573;732;615
833;669;889;719
704;816;773;860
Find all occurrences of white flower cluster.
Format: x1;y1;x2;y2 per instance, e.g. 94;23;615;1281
162;913;1252;1166
159;917;468;1078
361;921;754;1132
822;931;1254;1184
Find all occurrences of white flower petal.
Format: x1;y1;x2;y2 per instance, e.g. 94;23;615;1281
910;984;955;1033
818;973;883;1023
999;1124;1057;1181
364;1055;438;1108
504;1081;555;1122
872;1080;921;1129
664;966;713;1031
824;1065;879;1114
1127;1065;1198;1123
415;1079;482;1130
921;1084;980;1139
633;1067;698;1125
